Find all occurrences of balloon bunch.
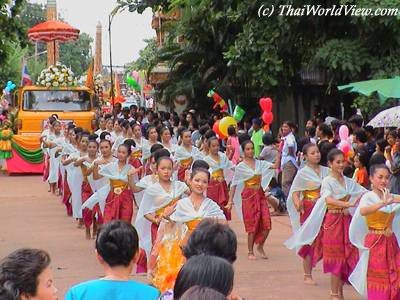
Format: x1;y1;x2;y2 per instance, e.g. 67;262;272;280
337;125;354;159
212;116;237;139
208;89;228;112
259;97;273;131
3;81;16;95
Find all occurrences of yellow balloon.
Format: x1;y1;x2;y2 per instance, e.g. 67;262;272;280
218;116;237;137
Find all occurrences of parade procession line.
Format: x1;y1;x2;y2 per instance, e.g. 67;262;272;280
0;174;359;299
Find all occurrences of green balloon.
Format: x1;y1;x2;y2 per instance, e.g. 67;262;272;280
233;105;245;122
126;76;141;92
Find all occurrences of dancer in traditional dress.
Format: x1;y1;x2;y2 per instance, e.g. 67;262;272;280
64;131;90;227
43;120;64;195
95;116;107;136
105;117;114;137
81;134;116;231
286;148;366;300
350;164;400;300
174;129;203;181
130;122;148;178
285;143;330;284
111;119;129;156
41;116;56;185
135;155;188;263
95;140;138;224
160;127;177;156
131;147;169;208
228;140;276;260
204;136;234;220
74;136;99;239
143;126;160;175
60;124;78;216
151;167;226;292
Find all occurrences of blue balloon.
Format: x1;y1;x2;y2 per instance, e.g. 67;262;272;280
10;84;16;90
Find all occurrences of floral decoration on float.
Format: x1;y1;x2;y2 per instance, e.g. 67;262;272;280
36;62;77;87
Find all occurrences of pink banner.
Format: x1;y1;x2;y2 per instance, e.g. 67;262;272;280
6;149;43;175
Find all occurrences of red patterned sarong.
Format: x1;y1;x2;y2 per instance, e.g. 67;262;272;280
297;198;323;267
62;174;72;216
177;165;189;182
366;233;400;300
103;190;133;224
241;187;271;244
322;212;359;282
145;161;153;175
81;181;94;228
43;153;49;181
207;179;231;220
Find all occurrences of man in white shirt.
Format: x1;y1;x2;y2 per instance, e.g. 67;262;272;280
279;122;298;199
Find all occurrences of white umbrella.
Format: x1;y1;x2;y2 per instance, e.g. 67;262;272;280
367;106;400;128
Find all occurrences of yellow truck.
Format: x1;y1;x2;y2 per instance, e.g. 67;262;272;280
16;85;97;135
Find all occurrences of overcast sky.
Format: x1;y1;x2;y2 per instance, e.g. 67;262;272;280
31;0;155;66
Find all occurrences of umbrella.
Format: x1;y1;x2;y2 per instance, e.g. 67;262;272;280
338;76;400;104
28;20;80;63
367;106;400;128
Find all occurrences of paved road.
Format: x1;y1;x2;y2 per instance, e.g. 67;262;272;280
0;174;360;299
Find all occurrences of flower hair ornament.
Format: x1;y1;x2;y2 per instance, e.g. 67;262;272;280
105;135;111;141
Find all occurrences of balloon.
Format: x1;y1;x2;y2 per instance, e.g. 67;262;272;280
212;120;224;138
131;71;139;81
341;142;351;154
339;125;349;141
259;97;273;112
262;111;274;124
4;81;16;93
126;76;141;92
218;116;237;137
233;105;246;122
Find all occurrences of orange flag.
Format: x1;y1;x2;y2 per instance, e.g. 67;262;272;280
85;59;94;90
109;74;125;105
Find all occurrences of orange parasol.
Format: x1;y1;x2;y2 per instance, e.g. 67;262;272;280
28;20;80;63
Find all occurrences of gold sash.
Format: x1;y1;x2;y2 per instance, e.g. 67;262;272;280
244;175;261;189
155;198;179;217
186;219;201;232
179;157;193;169
110;179;128;195
303;189;321;201
366;211;394;231
211;169;224;182
327;195;350;211
131;149;142;159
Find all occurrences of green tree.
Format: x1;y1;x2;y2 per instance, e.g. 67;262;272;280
0;0;28;83
117;0;400;117
59;33;93;77
129;38;158;72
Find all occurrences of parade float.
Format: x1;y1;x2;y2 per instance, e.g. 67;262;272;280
0;20;98;175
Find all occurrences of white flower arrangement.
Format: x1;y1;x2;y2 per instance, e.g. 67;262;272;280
36;62;76;87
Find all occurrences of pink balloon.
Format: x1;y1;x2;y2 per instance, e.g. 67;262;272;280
338;125;349;141
131;71;139;81
338;141;351;154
